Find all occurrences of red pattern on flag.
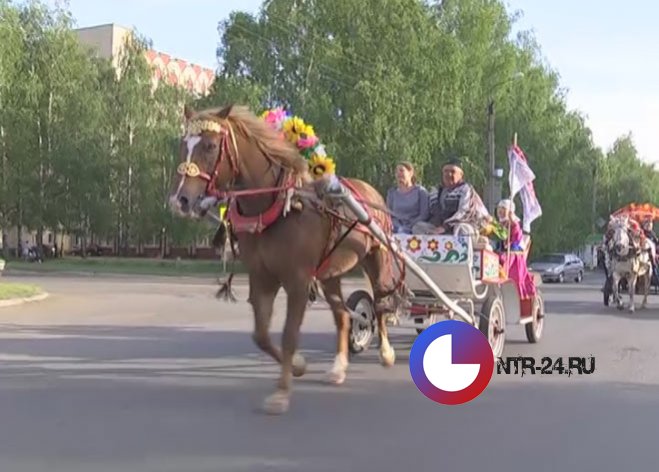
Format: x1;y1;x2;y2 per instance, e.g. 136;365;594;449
508;144;542;233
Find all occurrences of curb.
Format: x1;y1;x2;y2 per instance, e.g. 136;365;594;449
0;292;50;308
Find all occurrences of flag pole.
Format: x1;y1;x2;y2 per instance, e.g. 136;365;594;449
503;133;518;280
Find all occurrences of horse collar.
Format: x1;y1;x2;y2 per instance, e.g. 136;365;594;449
227;173;295;235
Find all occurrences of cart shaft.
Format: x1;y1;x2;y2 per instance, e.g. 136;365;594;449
317;176;475;325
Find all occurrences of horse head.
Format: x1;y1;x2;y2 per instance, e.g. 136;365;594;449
608;215;634;257
167;104;309;219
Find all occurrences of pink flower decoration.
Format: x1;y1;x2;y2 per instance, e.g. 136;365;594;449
263;108;288;129
297;136;319;148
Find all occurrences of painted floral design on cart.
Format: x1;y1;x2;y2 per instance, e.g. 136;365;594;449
442;239;468;263
421;238;442;262
406;236;422;253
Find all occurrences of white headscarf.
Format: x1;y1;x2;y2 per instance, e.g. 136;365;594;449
497;199;520;222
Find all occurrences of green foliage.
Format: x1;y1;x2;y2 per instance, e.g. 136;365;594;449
212;0;657;253
0;0;656;257
0;0;201;257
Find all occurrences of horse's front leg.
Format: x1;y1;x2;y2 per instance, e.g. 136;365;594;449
319;277;351;385
642;269;651;309
248;272;285;364
363;248;397;368
262;280;309;415
612;272;623;310
628;273;637;313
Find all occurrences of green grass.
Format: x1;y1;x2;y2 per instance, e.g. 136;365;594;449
0;282;43;300
3;256;244;277
2;256;367;279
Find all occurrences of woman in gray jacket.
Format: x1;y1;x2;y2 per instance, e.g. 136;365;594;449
386;161;430;234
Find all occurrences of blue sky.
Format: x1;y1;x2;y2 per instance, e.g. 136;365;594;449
44;0;659;164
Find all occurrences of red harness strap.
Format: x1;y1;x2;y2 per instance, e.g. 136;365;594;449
226;175;295;235
227;197;287;234
311;178;396;279
339;177;393;237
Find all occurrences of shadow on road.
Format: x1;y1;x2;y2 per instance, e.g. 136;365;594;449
1;368;659;472
2;319;659;471
0;323;338;353
547;298;659;320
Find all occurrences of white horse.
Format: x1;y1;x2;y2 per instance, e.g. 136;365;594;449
606;216;653;312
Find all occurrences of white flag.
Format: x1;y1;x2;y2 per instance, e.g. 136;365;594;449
508;144;542;232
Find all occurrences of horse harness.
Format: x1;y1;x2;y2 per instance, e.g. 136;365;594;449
606;226;648;263
179;119;406;298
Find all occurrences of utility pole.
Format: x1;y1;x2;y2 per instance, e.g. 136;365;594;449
487;99;496;214
485;72;524;215
592;164;598;233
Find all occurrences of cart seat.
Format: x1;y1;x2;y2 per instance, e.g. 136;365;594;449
393;233;500;295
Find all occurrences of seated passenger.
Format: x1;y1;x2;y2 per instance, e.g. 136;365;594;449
412;156;490;235
386;161;430;234
641;218;658;262
493;199;536;299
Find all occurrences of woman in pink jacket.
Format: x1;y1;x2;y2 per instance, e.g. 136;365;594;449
495;199;537;300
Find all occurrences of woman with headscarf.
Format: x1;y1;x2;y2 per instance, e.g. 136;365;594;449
493;198;536;300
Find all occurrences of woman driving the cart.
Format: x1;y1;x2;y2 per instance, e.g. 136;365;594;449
492;199;537;300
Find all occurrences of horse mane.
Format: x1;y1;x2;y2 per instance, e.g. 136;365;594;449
193;104;310;179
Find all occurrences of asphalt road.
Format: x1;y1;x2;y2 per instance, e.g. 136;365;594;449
1;272;659;472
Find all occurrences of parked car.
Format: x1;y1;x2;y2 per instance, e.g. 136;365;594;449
530;253;584;283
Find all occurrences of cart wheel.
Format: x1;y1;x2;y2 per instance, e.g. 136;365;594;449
347;290;376;354
479;296;506;359
525;291;545;343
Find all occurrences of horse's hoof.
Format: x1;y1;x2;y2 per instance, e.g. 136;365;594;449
326;367;346;385
262;391;290;415
379;347;396;367
292;353;307;378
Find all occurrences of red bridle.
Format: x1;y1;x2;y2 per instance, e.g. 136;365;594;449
176;124;239;200
175;121;297;202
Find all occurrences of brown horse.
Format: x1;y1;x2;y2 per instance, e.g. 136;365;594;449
168;104;403;415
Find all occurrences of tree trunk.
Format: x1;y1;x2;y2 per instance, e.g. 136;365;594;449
58;229;64;258
0;121;8;259
159;226;167;258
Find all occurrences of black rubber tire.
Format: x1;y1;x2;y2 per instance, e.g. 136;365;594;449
347;290;376;354
525;291;545;343
414;317;424;335
479;296;506;359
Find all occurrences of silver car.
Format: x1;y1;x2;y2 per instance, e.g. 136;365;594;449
530;253;585;283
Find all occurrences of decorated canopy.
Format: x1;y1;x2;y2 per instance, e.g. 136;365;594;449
611;203;659;222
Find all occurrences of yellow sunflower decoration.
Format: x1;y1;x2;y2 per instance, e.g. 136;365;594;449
260;107;337;180
309;154;336;178
282;116;315;145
